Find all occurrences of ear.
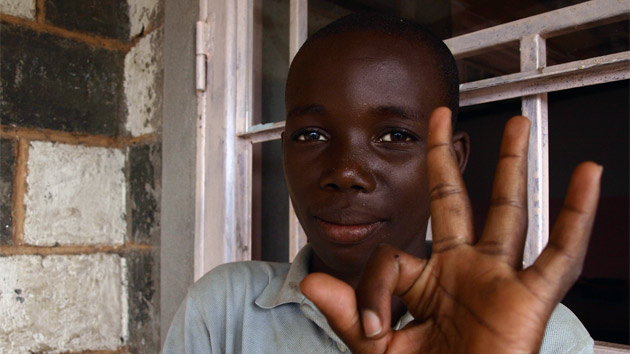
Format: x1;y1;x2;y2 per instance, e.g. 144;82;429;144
280;131;285;153
451;131;470;173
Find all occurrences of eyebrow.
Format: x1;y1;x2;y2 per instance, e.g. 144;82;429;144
286;104;326;120
286;104;424;121
371;105;424;121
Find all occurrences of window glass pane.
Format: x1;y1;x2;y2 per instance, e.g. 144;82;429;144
307;1;609;39
456;18;629;84
262;0;290;124
308;0;353;36
258;139;289;262
547;20;629;66
307;1;627;84
308;0;453;38
456;42;520;83
549;81;629;344
450;0;588;37
256;0;290;263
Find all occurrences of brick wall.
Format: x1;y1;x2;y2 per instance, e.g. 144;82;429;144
0;0;162;352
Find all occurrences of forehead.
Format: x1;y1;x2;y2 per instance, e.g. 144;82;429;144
286;30;448;119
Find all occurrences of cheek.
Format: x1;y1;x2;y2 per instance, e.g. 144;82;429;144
382;154;428;190
283;149;320;198
383;160;430;218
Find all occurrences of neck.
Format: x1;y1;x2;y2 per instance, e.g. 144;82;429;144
311;254;362;289
309;240;427;325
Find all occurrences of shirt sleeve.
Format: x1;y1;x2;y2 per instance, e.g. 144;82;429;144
539;303;594;354
162;293;213;354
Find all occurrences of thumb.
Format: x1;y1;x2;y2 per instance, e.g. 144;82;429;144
300;273;388;353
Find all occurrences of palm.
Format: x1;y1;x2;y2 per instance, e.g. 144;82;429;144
401;248;548;353
301;108;601;353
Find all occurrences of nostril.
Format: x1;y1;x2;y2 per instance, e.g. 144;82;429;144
319;164;376;193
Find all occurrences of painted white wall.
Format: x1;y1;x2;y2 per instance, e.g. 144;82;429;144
0;0;35;20
125;30;163;137
0;254;128;352
128;0;161;39
24;142;126;246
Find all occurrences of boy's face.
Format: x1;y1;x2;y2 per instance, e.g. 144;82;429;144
283;30;452;275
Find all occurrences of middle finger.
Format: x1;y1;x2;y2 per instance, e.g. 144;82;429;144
426;107;475;253
477;116;530;268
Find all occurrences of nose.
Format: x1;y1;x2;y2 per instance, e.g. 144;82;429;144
319;152;376;193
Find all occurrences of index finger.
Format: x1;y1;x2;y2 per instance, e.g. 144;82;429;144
426;107;475;252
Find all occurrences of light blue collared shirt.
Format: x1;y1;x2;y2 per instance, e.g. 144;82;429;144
162;245;594;353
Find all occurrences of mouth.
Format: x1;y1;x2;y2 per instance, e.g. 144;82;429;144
315;217;385;245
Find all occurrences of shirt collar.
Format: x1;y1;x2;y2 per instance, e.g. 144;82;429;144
254;245;351;351
255;244;313;309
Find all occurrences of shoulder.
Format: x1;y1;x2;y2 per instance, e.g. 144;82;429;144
162;261;292;353
188;260;291;303
540;303;594;354
193;260;290;288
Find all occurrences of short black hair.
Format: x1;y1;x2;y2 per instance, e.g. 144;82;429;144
292;12;459;123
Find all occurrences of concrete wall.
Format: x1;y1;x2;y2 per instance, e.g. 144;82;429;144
160;0;198;345
0;0;163;352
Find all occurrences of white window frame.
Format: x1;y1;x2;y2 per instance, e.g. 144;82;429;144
194;0;629;349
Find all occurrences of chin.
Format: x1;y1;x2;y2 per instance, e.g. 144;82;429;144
310;238;379;275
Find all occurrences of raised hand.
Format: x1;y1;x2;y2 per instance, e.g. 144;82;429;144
300;107;602;353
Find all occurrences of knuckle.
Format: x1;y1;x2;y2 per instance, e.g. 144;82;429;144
476;240;509;257
497;153;523;160
429;183;463;202
489;197;526;209
426;142;450;154
548;241;579;263
562;204;589;216
431;236;466;253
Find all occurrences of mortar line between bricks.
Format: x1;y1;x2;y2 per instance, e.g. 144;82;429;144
0;14;132;52
35;0;45;23
129;20;160;40
0;242;153;256
0;126;158;148
60;346;131;354
11;139;28;245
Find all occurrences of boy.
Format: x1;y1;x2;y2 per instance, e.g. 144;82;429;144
163;13;601;353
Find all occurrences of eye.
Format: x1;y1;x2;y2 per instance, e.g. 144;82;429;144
295;130;328;142
378;130;415;142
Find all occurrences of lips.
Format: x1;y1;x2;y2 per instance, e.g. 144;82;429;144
315;213;385;245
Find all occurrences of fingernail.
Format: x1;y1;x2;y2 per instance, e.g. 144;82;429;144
362;309;382;338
